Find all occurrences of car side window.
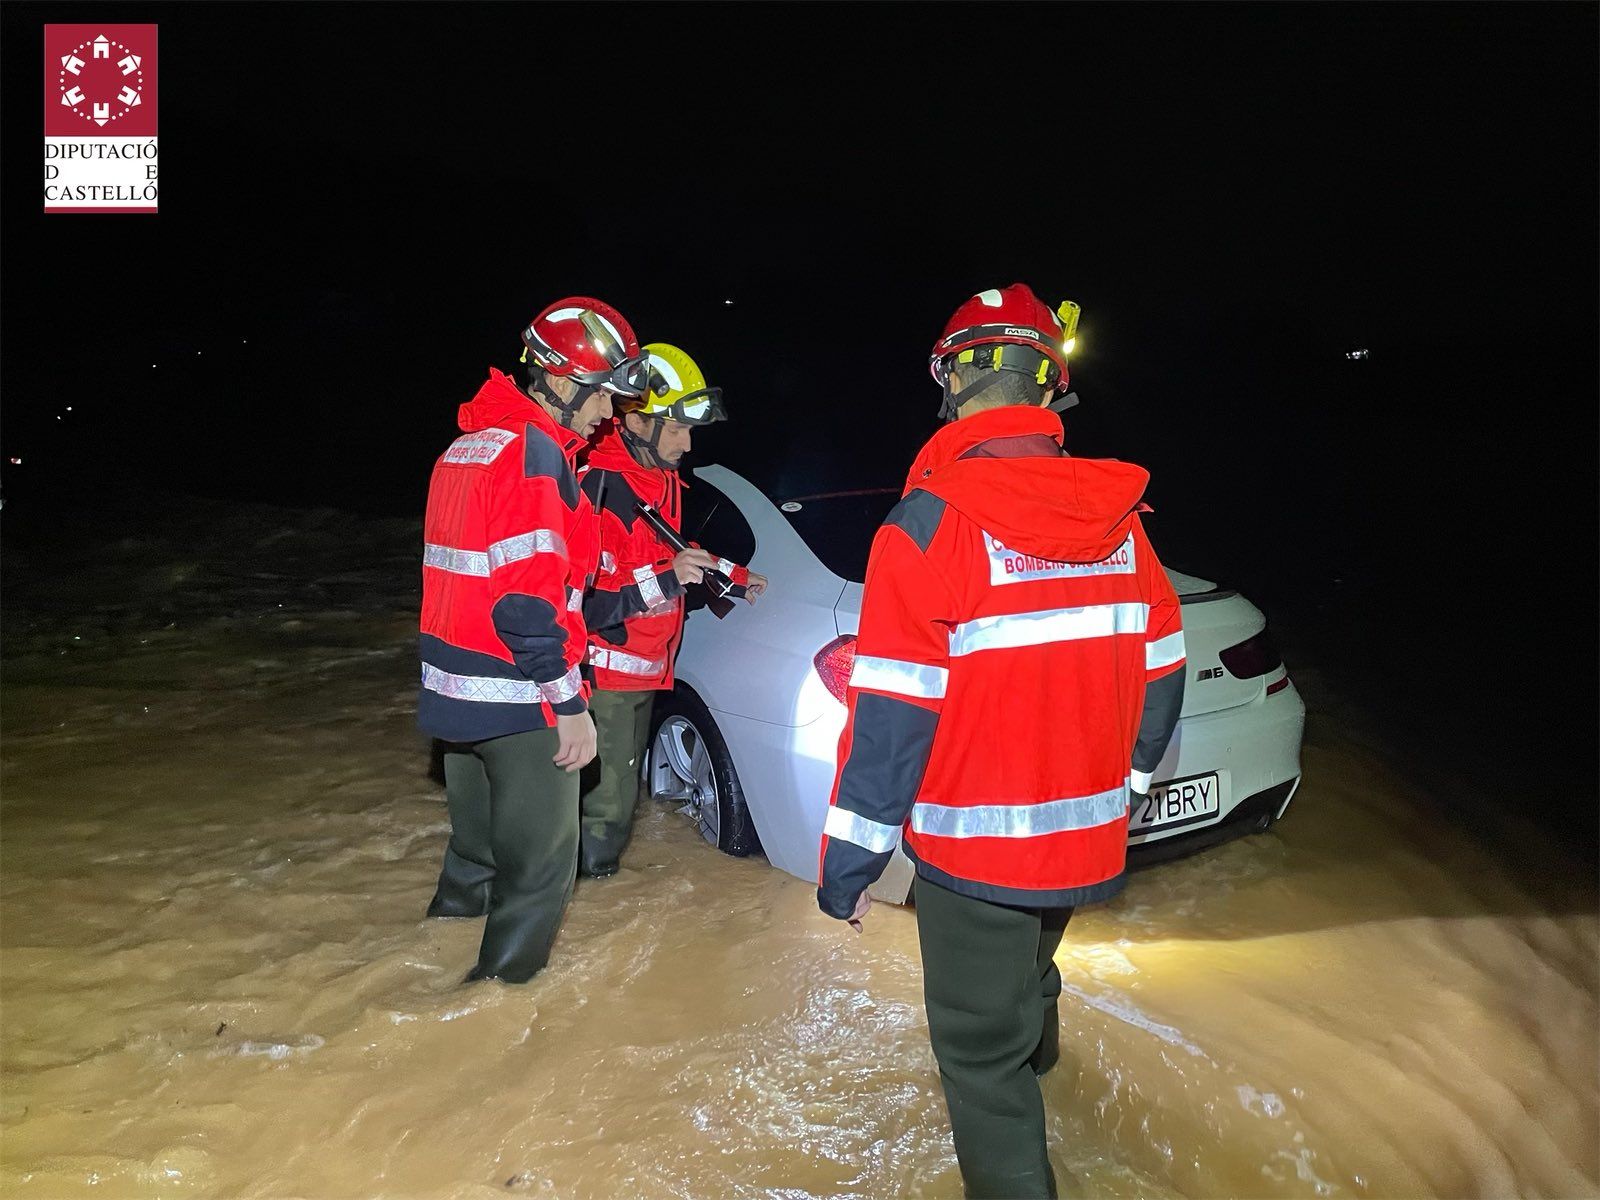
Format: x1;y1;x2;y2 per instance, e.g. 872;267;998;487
679;476;720;548
685;478;756;566
680;476;756;615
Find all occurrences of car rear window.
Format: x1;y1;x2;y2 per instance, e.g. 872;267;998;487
777;489;901;583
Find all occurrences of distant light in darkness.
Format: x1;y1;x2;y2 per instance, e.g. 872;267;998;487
1345;348;1369;360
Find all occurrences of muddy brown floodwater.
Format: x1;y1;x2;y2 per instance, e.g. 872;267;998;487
2;503;1596;1199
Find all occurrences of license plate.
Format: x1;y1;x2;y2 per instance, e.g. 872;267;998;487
1131;772;1221;833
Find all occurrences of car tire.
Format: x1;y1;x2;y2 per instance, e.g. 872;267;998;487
648;685;762;858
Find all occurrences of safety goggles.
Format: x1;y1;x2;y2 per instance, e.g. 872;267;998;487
655;386;726;426
569;354;659;398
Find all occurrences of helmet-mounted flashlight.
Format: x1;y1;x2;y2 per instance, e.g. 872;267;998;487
1056;301;1081;354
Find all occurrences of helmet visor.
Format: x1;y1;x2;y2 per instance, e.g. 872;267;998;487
579;310;628;366
565;309;649;396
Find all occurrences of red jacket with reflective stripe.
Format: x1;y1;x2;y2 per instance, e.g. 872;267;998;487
579;428;750;692
817;406;1185;916
417;369;598;743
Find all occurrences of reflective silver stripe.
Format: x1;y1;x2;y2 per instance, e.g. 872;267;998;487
911;784;1128;839
633;565;665;610
849;654;948;700
565;586;583;612
715;557;738;576
1146;631;1187;671
587;646;666;676
487;529;567;572
825;805;902;853
422;663;540;703
601;551;617;574
1130;769;1154;794
423;543;490;576
421;663;582;705
540;664;583;704
949;602;1148;657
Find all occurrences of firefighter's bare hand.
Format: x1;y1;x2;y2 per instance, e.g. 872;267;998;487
846;891;873;933
744;571;769;601
553;711;597;772
672;548;718;586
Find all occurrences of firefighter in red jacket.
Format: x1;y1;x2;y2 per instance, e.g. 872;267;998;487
419;296;658;984
576;343;768;877
816;285;1186;1198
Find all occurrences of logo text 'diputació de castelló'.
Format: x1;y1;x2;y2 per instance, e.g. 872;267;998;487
44;25;159;214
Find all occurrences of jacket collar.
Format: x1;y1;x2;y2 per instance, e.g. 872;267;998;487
904;406;1064;493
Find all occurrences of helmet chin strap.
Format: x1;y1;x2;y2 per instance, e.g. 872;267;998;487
622;415;676;471
939;368;1012;422
528;365;596;430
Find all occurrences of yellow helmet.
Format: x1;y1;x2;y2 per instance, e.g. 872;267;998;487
627;343;727;426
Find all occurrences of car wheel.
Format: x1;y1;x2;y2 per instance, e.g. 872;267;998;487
648;686;762;858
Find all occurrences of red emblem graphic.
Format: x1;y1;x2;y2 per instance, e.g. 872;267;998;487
44;25;158;138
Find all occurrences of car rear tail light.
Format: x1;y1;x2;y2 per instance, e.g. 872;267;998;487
1265;676;1291;696
1218;630;1282;679
814;635;857;703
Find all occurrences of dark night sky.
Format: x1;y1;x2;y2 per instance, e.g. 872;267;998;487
3;4;1597;825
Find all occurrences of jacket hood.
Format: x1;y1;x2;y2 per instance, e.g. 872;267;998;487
458;368;585;457
905;406;1149;563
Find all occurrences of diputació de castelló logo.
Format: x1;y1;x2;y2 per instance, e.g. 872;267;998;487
44;24;159;214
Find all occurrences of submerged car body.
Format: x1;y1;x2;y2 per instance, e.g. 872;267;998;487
649;464;1306;902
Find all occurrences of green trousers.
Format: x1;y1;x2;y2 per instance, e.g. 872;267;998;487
577;688;656;876
915;874;1074;1200
426;727;578;983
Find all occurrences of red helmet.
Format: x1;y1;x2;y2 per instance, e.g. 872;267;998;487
520;297;654;398
929;283;1077;394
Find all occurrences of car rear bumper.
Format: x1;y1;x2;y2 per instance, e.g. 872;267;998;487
1128;776;1299;867
1130;677;1306;849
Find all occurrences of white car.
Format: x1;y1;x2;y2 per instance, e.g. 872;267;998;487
647;464;1306;902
